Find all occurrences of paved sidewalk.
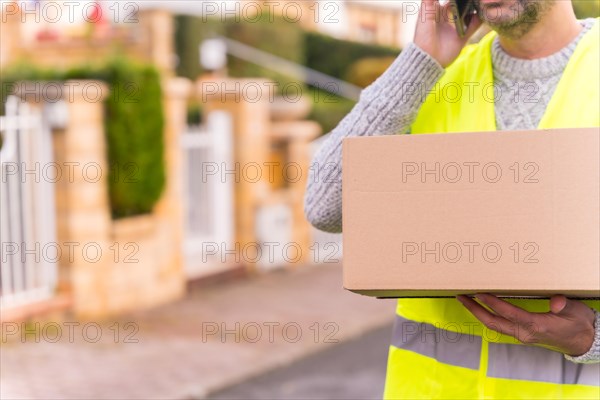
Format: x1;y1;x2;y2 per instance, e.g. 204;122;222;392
1;264;396;400
210;323;393;400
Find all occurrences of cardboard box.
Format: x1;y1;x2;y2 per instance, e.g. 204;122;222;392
342;128;600;298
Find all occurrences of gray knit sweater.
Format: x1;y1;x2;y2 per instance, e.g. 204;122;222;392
304;18;600;364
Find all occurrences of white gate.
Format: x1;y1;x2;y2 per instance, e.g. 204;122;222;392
0;96;58;308
181;111;235;278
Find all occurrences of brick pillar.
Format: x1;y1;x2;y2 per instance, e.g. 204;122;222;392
18;80;112;317
0;1;22;67
137;8;175;76
271;118;321;266
153;77;191;292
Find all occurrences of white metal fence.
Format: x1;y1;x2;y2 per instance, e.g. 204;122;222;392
181;111;235;277
0;96;58;308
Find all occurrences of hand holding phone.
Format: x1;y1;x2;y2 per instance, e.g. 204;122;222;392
414;0;482;68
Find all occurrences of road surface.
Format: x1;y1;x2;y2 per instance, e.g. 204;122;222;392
209;323;393;400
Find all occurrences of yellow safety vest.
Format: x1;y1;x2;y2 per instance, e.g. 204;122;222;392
384;19;600;399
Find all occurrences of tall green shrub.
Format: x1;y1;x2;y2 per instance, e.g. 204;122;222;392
102;61;165;219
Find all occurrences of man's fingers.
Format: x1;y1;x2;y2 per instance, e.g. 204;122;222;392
440;1;455;26
549;294;568;314
440;0;482;39
420;0;441;21
457;295;516;335
473;293;533;325
549;295;595;325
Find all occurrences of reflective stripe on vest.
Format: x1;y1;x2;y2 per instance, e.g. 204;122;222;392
391;314;600;386
391;314;482;370
384;18;600;400
487;342;600;386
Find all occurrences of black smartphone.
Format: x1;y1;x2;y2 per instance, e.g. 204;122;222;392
451;0;477;37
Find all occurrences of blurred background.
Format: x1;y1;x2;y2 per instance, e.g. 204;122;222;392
1;1;599;399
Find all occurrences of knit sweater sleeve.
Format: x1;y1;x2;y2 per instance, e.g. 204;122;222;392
303;43;444;233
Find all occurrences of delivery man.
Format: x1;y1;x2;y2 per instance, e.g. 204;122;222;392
304;0;600;398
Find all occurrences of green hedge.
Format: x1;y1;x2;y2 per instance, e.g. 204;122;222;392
301;33;399;135
345;56;397;88
1;59;165;219
303;31;400;81
573;0;600;18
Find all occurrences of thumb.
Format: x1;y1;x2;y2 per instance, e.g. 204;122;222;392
550;295;572;315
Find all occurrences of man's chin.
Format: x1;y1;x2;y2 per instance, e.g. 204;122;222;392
479;0;554;38
482;18;513;27
476;0;523;27
484;18;537;40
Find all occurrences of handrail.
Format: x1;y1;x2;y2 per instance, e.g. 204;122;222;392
216;36;362;102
